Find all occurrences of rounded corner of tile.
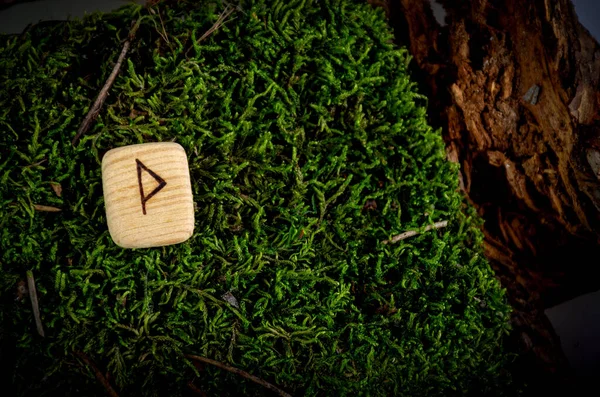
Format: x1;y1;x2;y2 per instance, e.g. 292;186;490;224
108;228;129;249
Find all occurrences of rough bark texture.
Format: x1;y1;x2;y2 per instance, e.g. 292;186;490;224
376;0;600;393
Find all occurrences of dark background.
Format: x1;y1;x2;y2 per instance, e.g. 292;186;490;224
572;0;600;39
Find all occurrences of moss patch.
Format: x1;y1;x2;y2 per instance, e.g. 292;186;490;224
0;0;512;395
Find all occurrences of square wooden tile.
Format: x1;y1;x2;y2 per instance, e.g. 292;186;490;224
102;142;194;248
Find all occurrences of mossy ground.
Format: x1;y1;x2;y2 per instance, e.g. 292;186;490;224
0;0;513;395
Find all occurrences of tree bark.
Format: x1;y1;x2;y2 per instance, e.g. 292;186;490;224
376;0;600;392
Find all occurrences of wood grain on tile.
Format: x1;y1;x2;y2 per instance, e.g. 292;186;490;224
102;142;194;248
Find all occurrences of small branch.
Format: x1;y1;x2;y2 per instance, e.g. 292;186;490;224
50;182;62;197
157;8;170;44
71;19;141;146
26;270;44;337
186;381;206;396
75;351;119;397
34;204;61;212
184;354;292;397
185;6;235;57
382;220;449;244
25;158;47;168
147;5;170;44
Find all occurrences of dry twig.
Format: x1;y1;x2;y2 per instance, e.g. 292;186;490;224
26;270;44;337
50;182;62;197
184;354;292;397
75;351;119;397
71;19;141;146
157;10;170;44
382;220;449;244
148;6;170;44
186;381;207;396
185;6;235;57
34;204;61;212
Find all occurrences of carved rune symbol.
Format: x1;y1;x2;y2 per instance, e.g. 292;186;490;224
136;159;166;215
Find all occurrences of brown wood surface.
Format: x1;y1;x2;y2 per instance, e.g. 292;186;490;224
373;0;600;393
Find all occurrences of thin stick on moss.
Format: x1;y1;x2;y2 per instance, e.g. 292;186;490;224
157;10;169;44
148;6;170;44
383;220;449;244
75;351;119;397
26;270;44;337
34;204;61;212
184;6;235;57
186;381;206;396
71;19;141;146
184;354;292;397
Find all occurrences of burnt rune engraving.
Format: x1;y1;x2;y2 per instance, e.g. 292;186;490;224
136;159;166;215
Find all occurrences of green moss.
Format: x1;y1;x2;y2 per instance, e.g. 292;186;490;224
0;0;513;395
